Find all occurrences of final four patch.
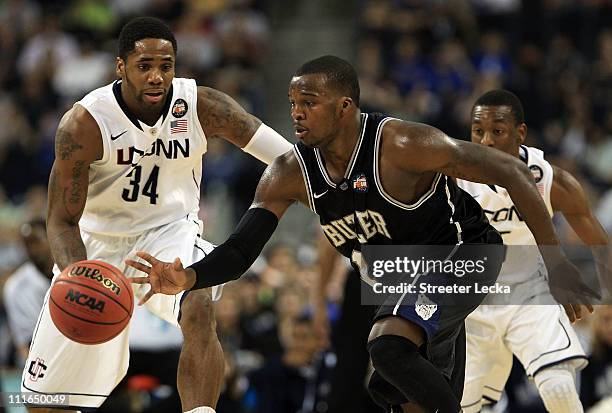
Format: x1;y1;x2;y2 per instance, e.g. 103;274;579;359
529;165;543;183
172;98;188;118
352;173;368;193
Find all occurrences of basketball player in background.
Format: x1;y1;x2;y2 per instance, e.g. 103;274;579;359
127;56;597;413
458;90;610;413
3;219;53;363
22;17;292;413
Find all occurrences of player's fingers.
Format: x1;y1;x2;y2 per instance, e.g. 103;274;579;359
563;303;576;323
125;259;151;274
573;303;583;321
173;257;183;271
135;251;158;266
586;303;594;314
139;289;156;306
130;276;150;285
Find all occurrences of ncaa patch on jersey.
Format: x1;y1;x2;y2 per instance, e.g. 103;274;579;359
172;98;188;118
529;165;543;183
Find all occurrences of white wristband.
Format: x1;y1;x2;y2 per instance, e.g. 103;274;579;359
242;123;292;165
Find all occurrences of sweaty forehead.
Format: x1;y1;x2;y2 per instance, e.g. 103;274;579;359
289;74;331;96
131;38;174;59
472;105;514;123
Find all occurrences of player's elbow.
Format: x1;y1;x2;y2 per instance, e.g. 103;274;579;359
47;212;79;229
499;157;532;190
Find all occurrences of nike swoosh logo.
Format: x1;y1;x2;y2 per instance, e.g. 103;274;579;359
110;130;128;141
313;190;328;199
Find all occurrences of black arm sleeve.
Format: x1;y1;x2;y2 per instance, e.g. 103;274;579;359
189;207;278;290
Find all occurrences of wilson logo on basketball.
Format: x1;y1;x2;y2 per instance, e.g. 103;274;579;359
65;289;106;312
68;266;121;295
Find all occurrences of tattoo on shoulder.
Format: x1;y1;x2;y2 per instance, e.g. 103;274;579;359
199;88;253;141
57;129;83;160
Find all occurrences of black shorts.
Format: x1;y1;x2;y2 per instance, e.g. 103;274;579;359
373;230;504;383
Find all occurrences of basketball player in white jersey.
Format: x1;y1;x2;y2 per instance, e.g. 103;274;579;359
458;90;609;413
22;17;292;413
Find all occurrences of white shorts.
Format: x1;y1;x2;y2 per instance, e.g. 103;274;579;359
461;293;587;412
21;215;220;408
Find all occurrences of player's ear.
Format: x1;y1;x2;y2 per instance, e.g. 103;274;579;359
116;57;124;78
341;97;353;113
517;123;527;144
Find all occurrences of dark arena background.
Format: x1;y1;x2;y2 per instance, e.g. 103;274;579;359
0;1;611;412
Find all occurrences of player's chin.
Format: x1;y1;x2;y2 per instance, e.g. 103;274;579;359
142;93;166;105
301;136;322;148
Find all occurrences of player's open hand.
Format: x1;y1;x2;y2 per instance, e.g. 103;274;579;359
126;252;196;305
546;257;599;322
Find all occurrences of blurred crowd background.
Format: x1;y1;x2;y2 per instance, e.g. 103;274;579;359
0;0;611;412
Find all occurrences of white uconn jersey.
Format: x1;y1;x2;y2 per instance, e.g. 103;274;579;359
458;146;554;284
78;78;206;236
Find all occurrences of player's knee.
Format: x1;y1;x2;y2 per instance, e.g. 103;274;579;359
179;289;216;333
368;335;419;374
367;370;408;407
534;363;583;413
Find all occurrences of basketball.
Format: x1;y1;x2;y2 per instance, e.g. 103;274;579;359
49;260;134;345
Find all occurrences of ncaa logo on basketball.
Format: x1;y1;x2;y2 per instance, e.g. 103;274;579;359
65;288;106;312
172;98;188;118
352;173;368;193
68;265;121;295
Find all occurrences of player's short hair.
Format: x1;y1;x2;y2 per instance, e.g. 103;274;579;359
20;218;46;238
295;55;360;107
118;17;177;60
473;89;525;125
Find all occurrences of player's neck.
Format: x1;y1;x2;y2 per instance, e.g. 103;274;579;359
319;110;362;174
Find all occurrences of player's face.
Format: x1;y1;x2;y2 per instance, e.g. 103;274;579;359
23;225;53;275
288;74;345;148
471;105;526;156
116;38;175;111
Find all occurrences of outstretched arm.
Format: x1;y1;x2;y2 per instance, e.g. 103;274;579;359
383;120;599;311
197;87;292;164
551;166;608;245
384;121;559;247
551;166;610;294
127;151;310;302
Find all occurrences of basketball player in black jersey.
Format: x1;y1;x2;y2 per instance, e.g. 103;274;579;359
127;56;597;413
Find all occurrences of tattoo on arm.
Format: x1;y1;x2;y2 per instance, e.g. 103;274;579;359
47;157;89;269
444;150;486;182
69;161;85;204
48;228;87;270
199;88;259;144
57;130;83;160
